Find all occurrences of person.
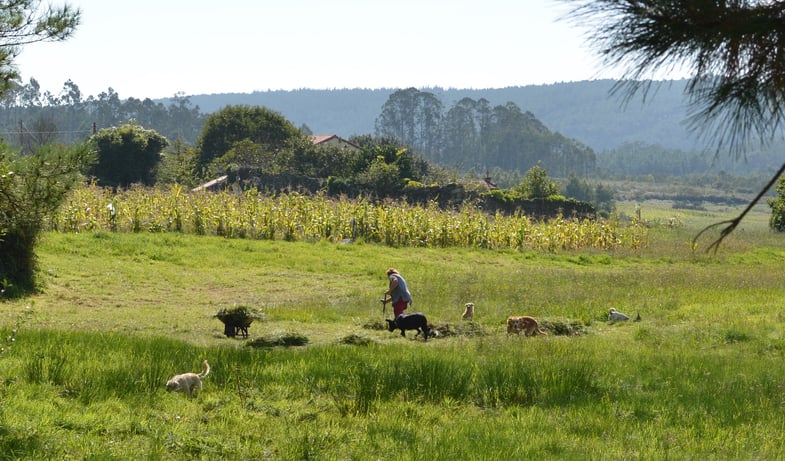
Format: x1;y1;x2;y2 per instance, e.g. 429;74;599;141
384;268;412;318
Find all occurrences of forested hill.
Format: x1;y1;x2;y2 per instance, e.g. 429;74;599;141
185;80;698;152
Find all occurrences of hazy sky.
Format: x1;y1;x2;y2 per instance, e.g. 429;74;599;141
15;0;620;100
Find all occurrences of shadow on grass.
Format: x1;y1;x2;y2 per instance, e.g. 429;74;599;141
0;425;43;461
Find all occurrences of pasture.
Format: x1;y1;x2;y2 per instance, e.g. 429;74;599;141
1;195;785;459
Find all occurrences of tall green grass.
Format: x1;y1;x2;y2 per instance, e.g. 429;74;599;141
0;198;784;458
2;323;785;459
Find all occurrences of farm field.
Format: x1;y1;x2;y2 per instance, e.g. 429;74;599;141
1;195;785;459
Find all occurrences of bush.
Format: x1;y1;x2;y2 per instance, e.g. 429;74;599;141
767;175;785;232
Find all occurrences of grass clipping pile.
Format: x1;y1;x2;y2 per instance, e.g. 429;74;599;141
539;318;588;336
246;331;309;348
214;305;265;337
362;318;587;338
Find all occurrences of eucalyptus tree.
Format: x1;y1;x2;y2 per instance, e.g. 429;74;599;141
375;87;419;147
415;90;443;159
441;97;480;167
487;102;551;172
375;87;443;157
86;88;124;130
440;97;495;171
18;77;42;107
564;0;785;250
166;92;204;143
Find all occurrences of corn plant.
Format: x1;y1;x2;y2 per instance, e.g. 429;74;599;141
49;184;648;251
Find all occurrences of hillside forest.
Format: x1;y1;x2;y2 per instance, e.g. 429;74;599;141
1;77;782;197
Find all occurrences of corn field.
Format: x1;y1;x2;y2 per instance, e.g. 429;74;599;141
49;184;648;251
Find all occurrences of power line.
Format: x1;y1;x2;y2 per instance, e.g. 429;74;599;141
0;129;92;135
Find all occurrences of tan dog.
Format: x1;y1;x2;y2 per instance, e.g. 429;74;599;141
462;302;474;321
166;360;210;397
506;316;547;337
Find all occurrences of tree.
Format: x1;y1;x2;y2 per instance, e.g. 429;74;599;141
0;1;79;93
565;0;785;250
565;173;615;214
213;138;270;173
166;92;204;143
486;102;549;172
0;0;82;294
157;139;198;187
355;156;402;197
0;142;93;294
594;183;616;214
565;173;593;202
513;163;560;199
89;123;168;187
195;105;302;175
375;88;419;147
441;98;480;168
374;88;443;156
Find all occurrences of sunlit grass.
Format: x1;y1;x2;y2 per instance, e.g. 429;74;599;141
1;195;785;458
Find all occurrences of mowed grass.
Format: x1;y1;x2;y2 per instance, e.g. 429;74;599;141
2;201;785;459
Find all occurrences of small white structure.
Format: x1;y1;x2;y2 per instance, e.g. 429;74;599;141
191;175;228;192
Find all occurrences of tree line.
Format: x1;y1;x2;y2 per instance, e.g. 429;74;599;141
4;77;783;181
374;88;597;177
0;78;205;152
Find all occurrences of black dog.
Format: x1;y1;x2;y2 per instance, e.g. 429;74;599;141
386;313;430;341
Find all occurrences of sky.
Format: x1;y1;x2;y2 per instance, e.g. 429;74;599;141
14;0;618;101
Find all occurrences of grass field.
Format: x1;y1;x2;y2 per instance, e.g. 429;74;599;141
1;197;785;459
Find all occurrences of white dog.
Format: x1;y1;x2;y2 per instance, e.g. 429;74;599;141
608;308;630;322
166;360;210;397
462;302;474;321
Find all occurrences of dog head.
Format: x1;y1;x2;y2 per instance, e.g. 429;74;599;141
385;318;396;332
462;302;474;320
165;379;180;392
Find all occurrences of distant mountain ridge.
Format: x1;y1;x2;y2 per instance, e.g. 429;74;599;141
185;80;700;152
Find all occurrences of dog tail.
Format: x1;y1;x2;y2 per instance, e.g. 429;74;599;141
198;360;210;379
